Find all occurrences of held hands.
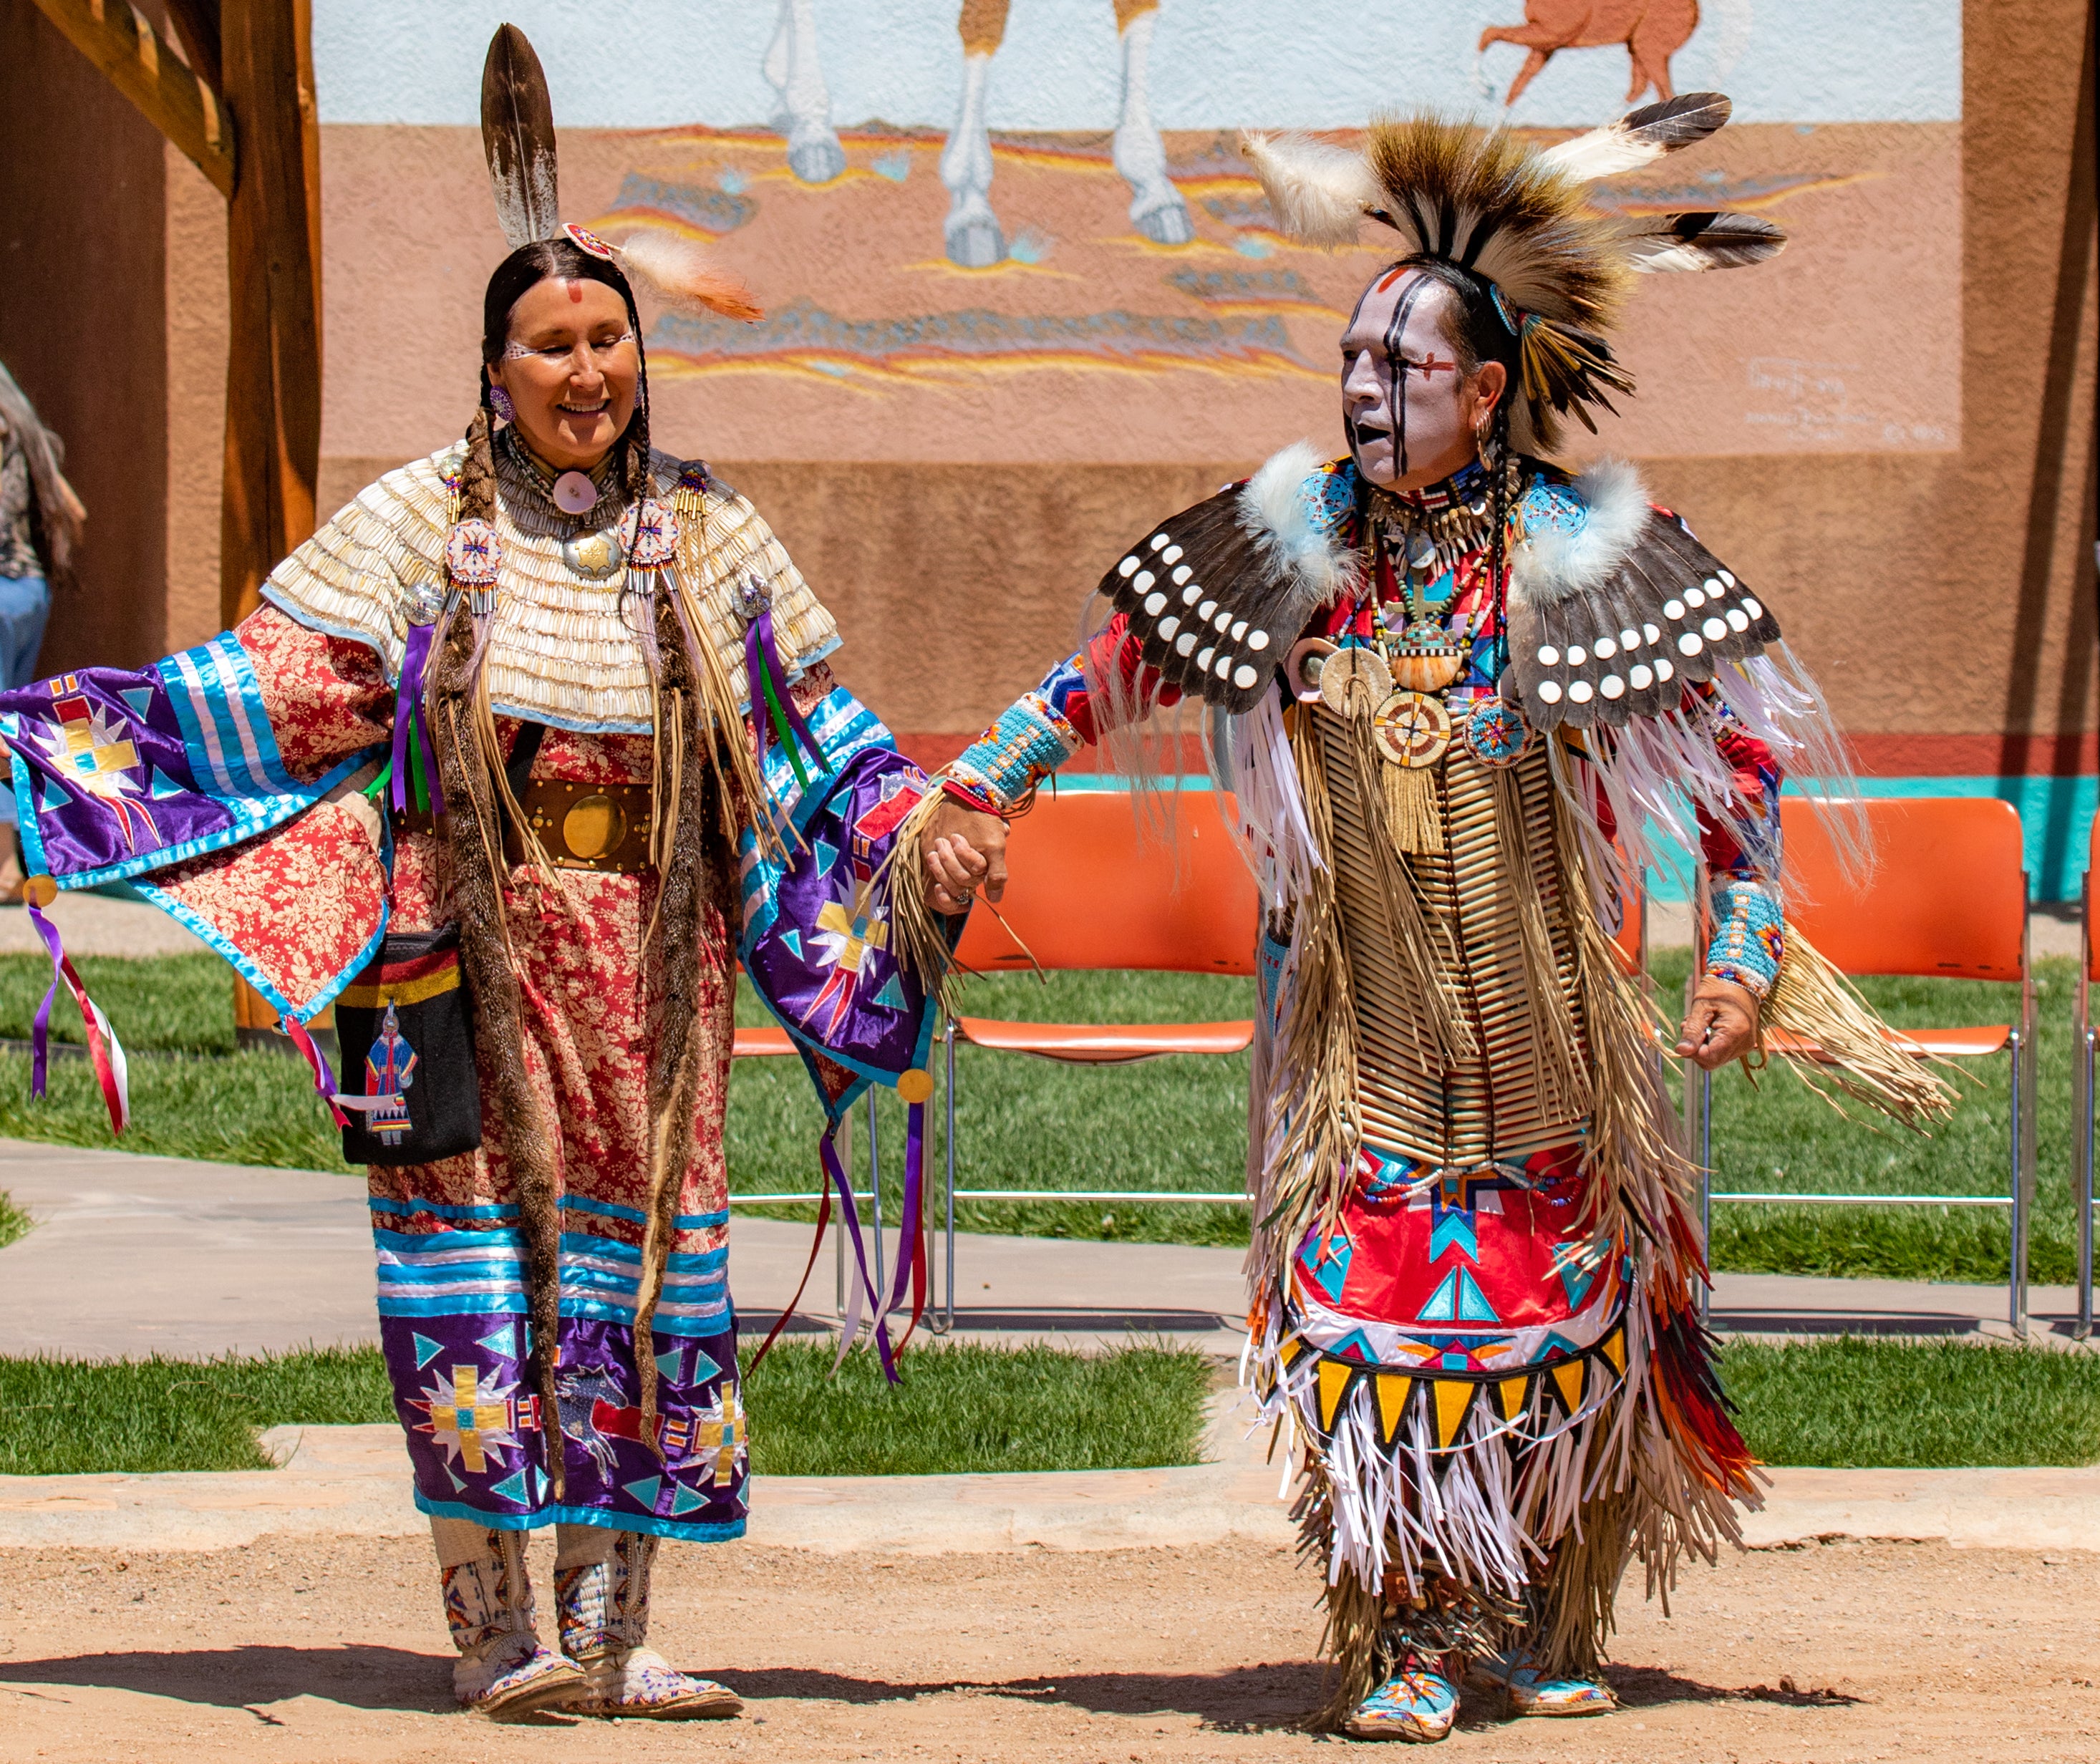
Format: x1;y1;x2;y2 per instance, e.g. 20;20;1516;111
1675;977;1759;1070
920;797;1010;916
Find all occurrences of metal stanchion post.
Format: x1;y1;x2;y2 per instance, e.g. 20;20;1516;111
944;1019;958;1335
833;1105;851;1319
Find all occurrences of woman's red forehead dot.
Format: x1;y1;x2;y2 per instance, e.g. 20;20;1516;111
566;279;584;303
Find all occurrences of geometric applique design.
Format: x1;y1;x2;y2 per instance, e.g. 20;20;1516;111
1542;1331;1584;1361
119;687;158;719
670;1482;710;1516
1418;1267;1497;1323
412;1332;446;1370
477;1324;516;1359
1370;1371;1413;1444
1418;1269;1463;1322
488;1468;531;1505
811;838;838;873
1427;1203;1479;1264
621;1475;663;1512
445;1463;468;1492
411;1363;533;1474
654;1346;684;1382
1307;1232;1353;1304
1315;1358;1358;1433
778;927;803;960
1547;1356;1587;1417
1556;1258;1595;1311
687;1348;721;1386
1492;1374;1533;1423
1598;1327;1627;1379
147;766;188;800
872;972;909;1011
1430;1378;1476;1449
1326;1328;1378;1366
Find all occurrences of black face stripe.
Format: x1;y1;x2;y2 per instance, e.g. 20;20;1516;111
1384;272;1429;481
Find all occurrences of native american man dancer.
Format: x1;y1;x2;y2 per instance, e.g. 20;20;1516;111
0;29;952;1723
916;98;1950;1740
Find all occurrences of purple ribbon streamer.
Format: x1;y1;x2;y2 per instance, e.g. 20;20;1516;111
391;623;445;818
25;900;64;1098
743;611;825;782
756;610;823;762
821;1123;900;1385
883;1102;926;1324
743;619;771;777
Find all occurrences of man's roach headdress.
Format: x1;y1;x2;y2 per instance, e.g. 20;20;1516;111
1242;95;1783;452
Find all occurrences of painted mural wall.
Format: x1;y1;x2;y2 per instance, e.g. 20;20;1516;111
314;1;1962;472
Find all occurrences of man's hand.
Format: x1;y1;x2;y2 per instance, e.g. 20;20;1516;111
1675;977;1759;1070
920;795;1009;916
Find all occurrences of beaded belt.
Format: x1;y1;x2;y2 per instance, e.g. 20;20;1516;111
500;779;655;873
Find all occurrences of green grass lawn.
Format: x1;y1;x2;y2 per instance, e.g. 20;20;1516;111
2;1339;2086;1476
0;950;2089;1284
1719;1337;2100;1469
0;1341;1211;1478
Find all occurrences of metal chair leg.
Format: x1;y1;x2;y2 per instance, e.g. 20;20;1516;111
943;1019;958;1336
867;1086;884;1295
2079;1024;2095;1342
2009;1027;2028;1338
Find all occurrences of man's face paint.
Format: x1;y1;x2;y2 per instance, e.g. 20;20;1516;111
1340;266;1468;490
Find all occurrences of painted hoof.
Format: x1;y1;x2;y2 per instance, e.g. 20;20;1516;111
455;1641;584;1720
944;213;1005;268
1341;1663;1458;1742
574;1647;744;1720
785;129;846;185
1129;188;1195;246
1469;1652;1617;1718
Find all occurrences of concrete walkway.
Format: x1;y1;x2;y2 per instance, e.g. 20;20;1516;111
1;1139;2092;1360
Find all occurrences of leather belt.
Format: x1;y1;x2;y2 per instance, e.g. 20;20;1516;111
502;779;655;873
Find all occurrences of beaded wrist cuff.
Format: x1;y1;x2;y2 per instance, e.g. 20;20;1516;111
1705;879;1783;999
945;690;1085;817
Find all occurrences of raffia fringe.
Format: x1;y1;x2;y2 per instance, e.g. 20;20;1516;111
1761;926;1960;1129
877;787;967;1021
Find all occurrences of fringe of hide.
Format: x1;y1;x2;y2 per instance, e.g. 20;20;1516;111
628;576;732;1445
1761;926;1959;1129
1255;1266;1758;1729
429;594;569;1496
879;785;969;1022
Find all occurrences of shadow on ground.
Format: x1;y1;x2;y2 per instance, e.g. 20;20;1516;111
0;1645;453;1715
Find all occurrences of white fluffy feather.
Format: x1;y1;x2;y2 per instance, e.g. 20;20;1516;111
1510;457;1650;606
1239;132;1378;248
1537;122;1675;184
1237;439;1354;606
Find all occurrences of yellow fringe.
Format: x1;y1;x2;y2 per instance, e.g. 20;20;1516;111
876;786;968;1021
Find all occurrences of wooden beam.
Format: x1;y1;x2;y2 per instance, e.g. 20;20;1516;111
160;0;223;94
218;0;321;627
26;0;234;197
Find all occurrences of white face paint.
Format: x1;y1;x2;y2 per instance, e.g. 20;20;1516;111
1339;268;1498;492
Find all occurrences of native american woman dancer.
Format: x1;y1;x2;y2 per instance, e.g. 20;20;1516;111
917;99;1950;1740
0;29;952;1722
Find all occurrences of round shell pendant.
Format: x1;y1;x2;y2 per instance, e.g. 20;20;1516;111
552;470;600;515
1317;645;1395;718
1461;697;1533;769
1387;617;1466;693
1373;690;1453;769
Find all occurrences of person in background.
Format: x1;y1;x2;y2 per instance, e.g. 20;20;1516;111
0;360;84;898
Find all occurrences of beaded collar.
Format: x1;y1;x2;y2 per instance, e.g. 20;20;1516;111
497;424;626;530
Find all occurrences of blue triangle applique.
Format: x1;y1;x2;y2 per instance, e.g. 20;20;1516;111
34;774;72;808
778;928;803;959
1325;1328;1378;1365
445;1465;468;1492
1428;1206;1478;1264
623;1476;663;1513
477;1325;515;1360
670;1483;710;1516
412;1332;445;1370
148;767;187;800
687;1348;722;1386
1456;1269;1500;1323
655;1347;683;1382
488;1468;531;1505
1417;1269;1461;1322
812;838;838;871
1558;1261;1595;1309
872;973;909;1011
1542;1332;1584;1360
120;687;156;719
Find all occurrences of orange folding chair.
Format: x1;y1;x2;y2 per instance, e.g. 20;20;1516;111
1699;796;2038;1332
2076;814;2096;1340
932;790;1258;1318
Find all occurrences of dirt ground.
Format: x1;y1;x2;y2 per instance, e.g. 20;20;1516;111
0;1533;2093;1763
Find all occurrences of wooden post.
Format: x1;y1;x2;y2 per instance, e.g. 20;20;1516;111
218;0;321;629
